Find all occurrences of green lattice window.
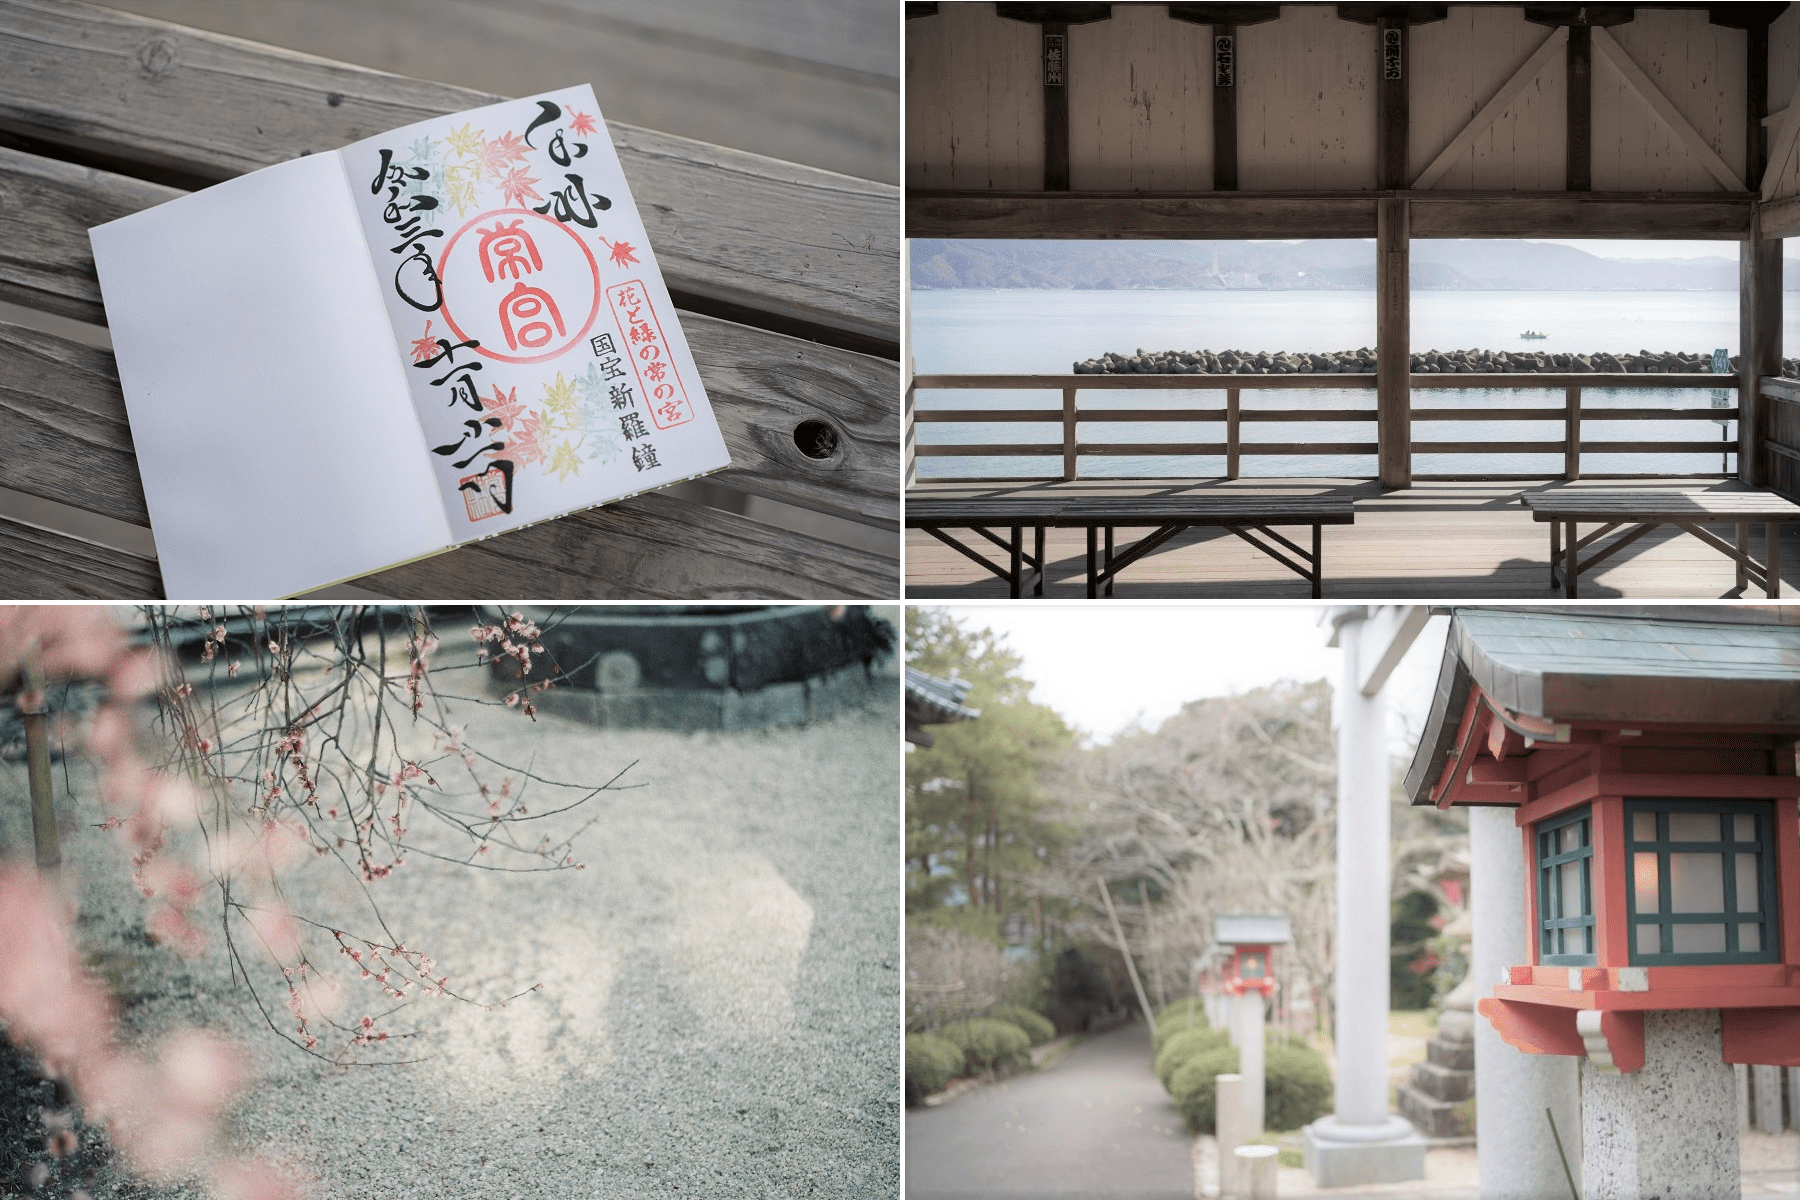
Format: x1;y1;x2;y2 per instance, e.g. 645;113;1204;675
1536;805;1595;966
1625;800;1779;965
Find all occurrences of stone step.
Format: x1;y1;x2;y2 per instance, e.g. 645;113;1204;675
1408;1059;1476;1102
1397;1084;1476;1139
1427;1037;1475;1072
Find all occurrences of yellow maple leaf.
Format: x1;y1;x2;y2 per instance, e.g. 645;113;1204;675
445;122;483;160
549;440;581;481
541;371;578;420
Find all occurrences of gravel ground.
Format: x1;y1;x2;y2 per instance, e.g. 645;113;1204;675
1;635;900;1200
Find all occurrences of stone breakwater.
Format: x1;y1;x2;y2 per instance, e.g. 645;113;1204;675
1074;347;1800;376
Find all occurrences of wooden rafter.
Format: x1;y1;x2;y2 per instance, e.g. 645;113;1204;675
1591;26;1746;192
1413;25;1568;190
1762;71;1800;201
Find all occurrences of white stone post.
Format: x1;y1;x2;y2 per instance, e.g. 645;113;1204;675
1304;610;1425;1186
1582;1009;1739;1200
1233;990;1267;1136
1218;1073;1246;1199
1754;1064;1784;1133
1469;805;1582;1200
1234;1145;1279;1200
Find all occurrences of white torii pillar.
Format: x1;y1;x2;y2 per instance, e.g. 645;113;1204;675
1304;607;1427;1186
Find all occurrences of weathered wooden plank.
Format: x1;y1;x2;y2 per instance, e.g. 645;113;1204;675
0;0;897;346
1412;25;1566;190
1409;7;1564;191
913;371;1723;389
1067;6;1211;191
1237;6;1374;190
355;489;895;600
0;516;162;598
907;191;1752;238
905;5;1043;191
1377;197;1410;489
1761;193;1800;238
1592;25;1746;192
0;152;898;527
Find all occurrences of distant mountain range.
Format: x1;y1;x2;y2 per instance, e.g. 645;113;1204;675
909;238;1778;291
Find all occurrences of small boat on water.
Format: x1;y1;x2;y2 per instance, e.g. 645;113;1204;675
1520;330;1548;340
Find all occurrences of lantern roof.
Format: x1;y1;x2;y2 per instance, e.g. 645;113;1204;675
1215;913;1291;946
1404;607;1800;806
905;667;981;746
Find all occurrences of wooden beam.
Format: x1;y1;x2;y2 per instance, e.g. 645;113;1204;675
1592;27;1747;192
1568;24;1592;192
1741;207;1782;488
1414;27;1567;190
1749;19;1770;189
1377;16;1409;190
1043;21;1070;191
1760;193;1800;238
907;190;1752;239
1378;197;1411;489
1214;23;1239;191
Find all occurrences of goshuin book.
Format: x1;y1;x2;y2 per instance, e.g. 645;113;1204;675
91;85;731;599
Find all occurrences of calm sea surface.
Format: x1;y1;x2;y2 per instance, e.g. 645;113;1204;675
910;289;1800;479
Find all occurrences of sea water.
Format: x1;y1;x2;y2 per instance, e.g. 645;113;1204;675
909;289;1795;479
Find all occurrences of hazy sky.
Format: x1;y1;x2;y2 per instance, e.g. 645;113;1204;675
918;604;1451;752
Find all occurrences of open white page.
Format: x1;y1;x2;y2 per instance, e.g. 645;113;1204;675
340;85;732;539
91;154;452;599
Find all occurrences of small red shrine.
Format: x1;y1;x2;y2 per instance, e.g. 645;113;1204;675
1216;913;1291;998
1403;607;1800;1074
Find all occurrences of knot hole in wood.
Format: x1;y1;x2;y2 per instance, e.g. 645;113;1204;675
136;38;177;77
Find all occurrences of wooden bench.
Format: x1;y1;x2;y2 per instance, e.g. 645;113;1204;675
1520;490;1800;598
0;0;897;599
904;493;1356;598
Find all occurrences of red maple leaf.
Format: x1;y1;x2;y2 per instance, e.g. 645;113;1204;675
479;130;530;177
507;410;549;468
568;110;598;137
605;239;639;269
409;320;438;364
483;383;525;432
499;166;542;208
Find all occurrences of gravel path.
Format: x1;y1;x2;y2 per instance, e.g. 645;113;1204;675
1;646;900;1200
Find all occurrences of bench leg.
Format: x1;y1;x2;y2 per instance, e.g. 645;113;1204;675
1009;524;1022;599
1564;520;1579;599
1769;522;1783;599
1104;526;1115;597
1086;526;1098;600
1549;520;1561;588
1033;524;1046;597
1737;522;1750;593
1311;523;1323;599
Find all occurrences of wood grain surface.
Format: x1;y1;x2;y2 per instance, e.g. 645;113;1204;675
1;516;163;597
0;0;898;347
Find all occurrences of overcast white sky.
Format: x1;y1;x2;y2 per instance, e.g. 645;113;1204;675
918;604;1451;753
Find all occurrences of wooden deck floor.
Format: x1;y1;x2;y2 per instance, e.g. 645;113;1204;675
904;479;1799;599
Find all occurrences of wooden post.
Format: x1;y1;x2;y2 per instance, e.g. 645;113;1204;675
1741;207;1782;488
1749;20;1770;189
1567;24;1592;192
1043;22;1070;191
1564;385;1582;480
1378;198;1411;489
1214;23;1238;191
1376;16;1408;190
1226;387;1242;479
1062;386;1078;481
22;653;61;876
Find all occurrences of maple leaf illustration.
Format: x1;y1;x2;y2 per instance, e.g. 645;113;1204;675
575;361;607;414
568;110;599;137
403;135;438;165
603;239;639;269
541;371;578;422
498;166;543;208
507;411;549;469
549;440;582;481
585;427;623;464
483;383;525;432
444;174;478;217
445;122;483;159
409;320;438;364
479;130;531;177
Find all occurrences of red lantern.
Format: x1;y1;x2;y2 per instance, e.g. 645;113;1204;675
1217;914;1290;997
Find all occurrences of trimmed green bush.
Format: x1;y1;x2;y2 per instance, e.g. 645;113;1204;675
1151;997;1210;1055
905;1034;965;1106
1155;1026;1233;1090
1264;1038;1333;1131
1169;1043;1240;1132
991;1005;1056;1046
939;1018;1031;1072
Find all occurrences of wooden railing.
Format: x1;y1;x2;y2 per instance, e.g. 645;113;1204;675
908;372;1733;483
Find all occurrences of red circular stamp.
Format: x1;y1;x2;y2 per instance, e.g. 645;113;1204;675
436;207;601;365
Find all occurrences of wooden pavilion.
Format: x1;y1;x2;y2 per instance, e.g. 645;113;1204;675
903;2;1800;597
